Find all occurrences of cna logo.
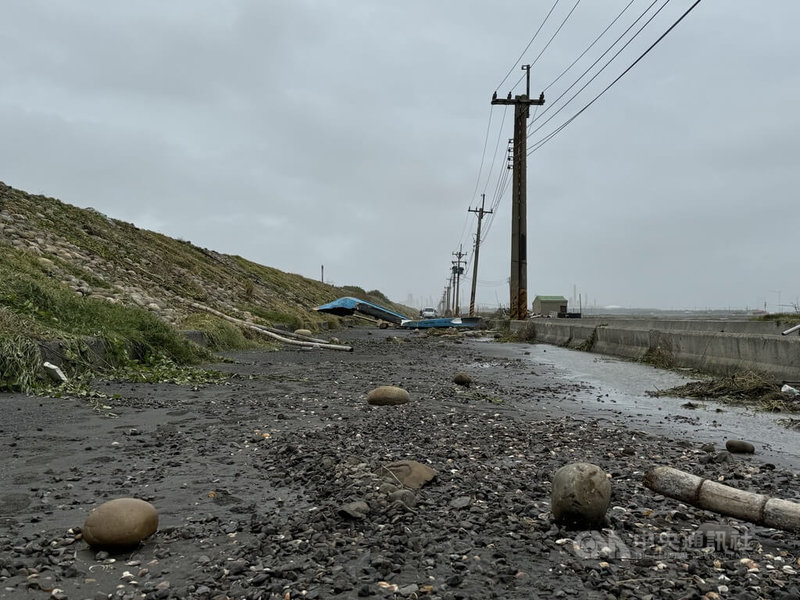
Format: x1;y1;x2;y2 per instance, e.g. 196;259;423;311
570;526;754;561
572;531;634;559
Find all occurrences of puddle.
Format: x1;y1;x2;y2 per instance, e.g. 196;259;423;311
472;340;800;471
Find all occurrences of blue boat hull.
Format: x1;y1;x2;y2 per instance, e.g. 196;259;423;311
314;297;409;324
315;297;481;329
399;317;481;329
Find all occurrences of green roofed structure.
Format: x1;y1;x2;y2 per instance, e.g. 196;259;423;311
532;295;568;317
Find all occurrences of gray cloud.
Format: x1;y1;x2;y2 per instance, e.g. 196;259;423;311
1;0;798;311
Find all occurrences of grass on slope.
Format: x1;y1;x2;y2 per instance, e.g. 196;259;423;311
0;245;214;392
0;183;414;394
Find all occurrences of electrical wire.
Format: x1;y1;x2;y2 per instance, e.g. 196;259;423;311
527;0;670;141
543;0;637;92
458;104;508;252
475;0;581;258
531;0;582;69
495;0;561;92
449;1;673;303
481;106;510;197
506;0;583;94
529;0;704;155
469;105;494;206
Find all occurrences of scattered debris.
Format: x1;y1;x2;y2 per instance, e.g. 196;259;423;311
377;460;437;490
782;384;799;396
644;466;800;532
648;371;795;412
42;361;68;384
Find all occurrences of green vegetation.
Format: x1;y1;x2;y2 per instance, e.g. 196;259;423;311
755;312;800;324
0;244;212;392
0;182;408;394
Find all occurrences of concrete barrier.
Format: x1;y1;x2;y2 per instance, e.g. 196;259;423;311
511;319;800;381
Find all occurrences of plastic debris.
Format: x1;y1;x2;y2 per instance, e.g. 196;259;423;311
43;362;68;384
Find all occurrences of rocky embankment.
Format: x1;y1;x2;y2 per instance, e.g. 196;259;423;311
1;182;407;331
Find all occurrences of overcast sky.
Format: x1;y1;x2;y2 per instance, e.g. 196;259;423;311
1;1;798;311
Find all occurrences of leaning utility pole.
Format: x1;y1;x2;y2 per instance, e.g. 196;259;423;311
451;245;467;316
491;65;544;320
468;193;493;317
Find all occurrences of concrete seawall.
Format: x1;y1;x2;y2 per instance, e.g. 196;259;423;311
510;318;800;382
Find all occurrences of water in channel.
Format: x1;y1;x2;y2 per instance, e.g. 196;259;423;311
472;339;800;471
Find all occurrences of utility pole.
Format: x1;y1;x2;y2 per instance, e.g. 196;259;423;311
491;65;544;320
468;193;493;317
451;245;467;316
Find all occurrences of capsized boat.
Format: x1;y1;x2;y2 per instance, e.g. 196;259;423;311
314;297;409;324
315;297;481;329
398;317;481;329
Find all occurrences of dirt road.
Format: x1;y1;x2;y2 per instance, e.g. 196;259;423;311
1;327;799;599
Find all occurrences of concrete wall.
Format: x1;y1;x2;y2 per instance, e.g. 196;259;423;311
511;319;800;381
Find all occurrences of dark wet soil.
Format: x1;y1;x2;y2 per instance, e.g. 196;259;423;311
2;327;800;600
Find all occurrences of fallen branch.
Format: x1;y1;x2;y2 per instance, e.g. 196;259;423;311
186;301;353;352
644;466;800;533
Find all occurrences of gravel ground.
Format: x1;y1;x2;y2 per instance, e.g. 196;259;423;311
2;326;800;600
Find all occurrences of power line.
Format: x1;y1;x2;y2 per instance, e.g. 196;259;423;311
527;0;671;142
530;0;582;69
469;106;494;205
506;0;582;94
481;106;510;196
529;0;704;155
494;0;561;92
528;0;666;137
458;104;508;251
543;0;637;92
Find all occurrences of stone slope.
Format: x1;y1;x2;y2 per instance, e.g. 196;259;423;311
0;181;406;331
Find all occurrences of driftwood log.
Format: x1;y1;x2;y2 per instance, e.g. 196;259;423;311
187;301;353;352
644;466;800;533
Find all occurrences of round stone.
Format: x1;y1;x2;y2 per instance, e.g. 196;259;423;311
367;386;410;406
294;328;313;337
453;372;472;387
378;460;437;489
725;439;755;454
82;498;159;549
551;462;611;529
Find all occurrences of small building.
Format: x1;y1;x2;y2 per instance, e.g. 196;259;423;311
532;295;568;317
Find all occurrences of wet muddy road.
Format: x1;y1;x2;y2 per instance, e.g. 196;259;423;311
1;327;800;600
475;339;800;471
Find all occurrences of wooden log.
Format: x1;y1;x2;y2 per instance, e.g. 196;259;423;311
186;301;353;352
644;466;800;533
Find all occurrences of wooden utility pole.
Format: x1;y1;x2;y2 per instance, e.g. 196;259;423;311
468;193;493;317
491;65;544;320
451;246;467;316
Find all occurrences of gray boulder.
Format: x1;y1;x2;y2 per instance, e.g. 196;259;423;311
551;462;611;529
